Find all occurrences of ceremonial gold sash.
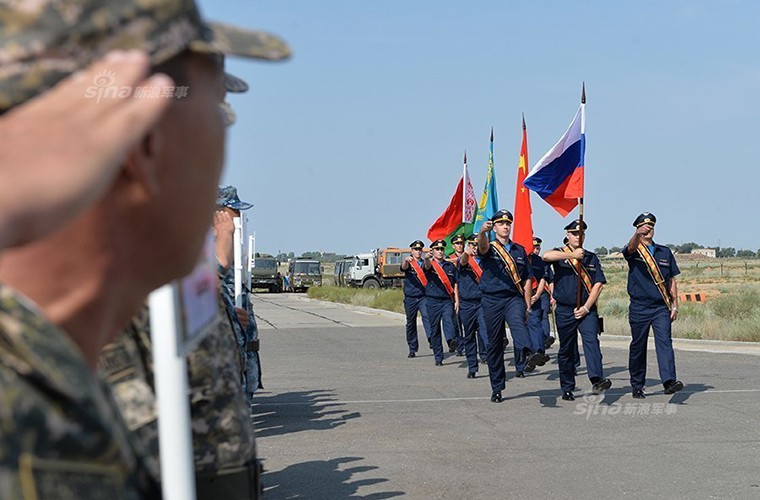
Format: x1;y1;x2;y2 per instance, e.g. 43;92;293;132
491;240;522;285
636;243;673;310
430;260;455;301
409;259;428;286
561;245;593;294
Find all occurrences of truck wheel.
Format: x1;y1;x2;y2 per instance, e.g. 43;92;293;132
362;278;380;289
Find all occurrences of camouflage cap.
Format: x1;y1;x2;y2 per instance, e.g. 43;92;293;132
0;0;290;111
217;186;252;211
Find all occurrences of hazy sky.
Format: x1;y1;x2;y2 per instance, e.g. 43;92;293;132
200;1;760;256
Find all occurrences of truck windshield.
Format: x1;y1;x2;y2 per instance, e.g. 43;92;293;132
253;259;276;269
294;262;321;275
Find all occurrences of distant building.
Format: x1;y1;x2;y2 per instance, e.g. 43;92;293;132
691;248;716;258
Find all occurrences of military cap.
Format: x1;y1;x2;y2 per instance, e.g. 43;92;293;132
430;239;447;250
466;234;478;244
564;219;588;233
451;234;465;244
217;186;253;211
0;0;291;112
491;209;513;224
633;212;657;228
409;240;425;250
533;237;543;246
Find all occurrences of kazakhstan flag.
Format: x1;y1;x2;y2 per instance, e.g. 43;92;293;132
472;128;499;234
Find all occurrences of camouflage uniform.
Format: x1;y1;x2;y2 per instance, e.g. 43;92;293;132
0;285;157;500
101;295;256;485
220;264;262;402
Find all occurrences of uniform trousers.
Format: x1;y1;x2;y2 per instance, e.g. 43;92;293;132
482;294;531;393
556;304;604;392
403;295;429;353
458;300;482;373
426;297;456;363
629;304;677;390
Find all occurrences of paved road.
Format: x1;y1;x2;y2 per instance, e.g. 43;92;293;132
252;293;760;499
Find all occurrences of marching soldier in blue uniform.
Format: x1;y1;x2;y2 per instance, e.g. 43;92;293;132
526;236;552;372
477;210;540;403
400;240;431;358
623;213;683;398
543;220;612;401
449;234;467;356
457;235;487;378
423;239;459;366
532;238;556;350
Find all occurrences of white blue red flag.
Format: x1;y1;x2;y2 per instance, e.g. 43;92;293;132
523;103;585;216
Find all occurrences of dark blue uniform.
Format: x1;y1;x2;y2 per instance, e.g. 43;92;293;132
623;243;680;390
528;254;550;355
478;240;532;393
402;259;430;354
457;255;485;374
540;266;554;342
550;248;607;392
425;260;458;364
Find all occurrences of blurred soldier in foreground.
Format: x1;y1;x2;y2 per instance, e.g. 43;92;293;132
543;220;611;401
101;83;264;498
623;213;683;399
0;0;289;498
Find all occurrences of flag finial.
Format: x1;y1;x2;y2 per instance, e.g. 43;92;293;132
490;127;494;143
581;82;586;104
463;150;467;163
522;113;526;131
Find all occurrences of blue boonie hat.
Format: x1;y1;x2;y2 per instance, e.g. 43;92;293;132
217;185;253;211
633;212;656;228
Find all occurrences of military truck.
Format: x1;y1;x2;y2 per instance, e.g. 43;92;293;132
346;247;413;289
250;255;282;293
286;259;323;292
333;257;353;287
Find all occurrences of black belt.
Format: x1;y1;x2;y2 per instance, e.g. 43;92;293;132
195;460;263;500
246;340;260;352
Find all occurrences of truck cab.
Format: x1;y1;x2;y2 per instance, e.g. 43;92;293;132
287;259;322;292
250;256;282;293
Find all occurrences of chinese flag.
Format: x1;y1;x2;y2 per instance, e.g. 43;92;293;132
512;117;534;254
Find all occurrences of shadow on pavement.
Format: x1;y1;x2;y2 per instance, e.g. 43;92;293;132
252;389;360;438
262;456;404;499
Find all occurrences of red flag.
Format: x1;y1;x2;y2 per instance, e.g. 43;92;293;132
512;116;534;254
427;177;464;241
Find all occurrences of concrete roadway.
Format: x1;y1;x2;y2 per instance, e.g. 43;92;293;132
251;293;760;499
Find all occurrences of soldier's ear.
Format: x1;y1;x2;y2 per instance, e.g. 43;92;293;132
123;128;162;196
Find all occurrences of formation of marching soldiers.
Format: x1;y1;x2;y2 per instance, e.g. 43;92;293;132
401;210;685;403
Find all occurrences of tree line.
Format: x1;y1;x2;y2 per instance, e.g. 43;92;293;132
592;242;759;258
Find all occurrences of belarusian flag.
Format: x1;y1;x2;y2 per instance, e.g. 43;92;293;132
427;151;477;252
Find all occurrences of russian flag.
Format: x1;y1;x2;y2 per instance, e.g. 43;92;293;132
523;103;585;217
